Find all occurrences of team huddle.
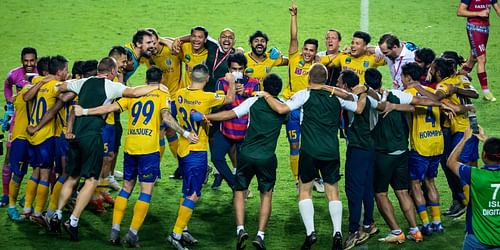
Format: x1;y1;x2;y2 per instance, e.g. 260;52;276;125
2;1;500;250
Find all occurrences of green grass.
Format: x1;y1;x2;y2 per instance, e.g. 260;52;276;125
1;0;499;249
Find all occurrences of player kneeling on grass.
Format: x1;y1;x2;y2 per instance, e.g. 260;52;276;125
73;66;197;247
206;73;287;250
447;126;500;250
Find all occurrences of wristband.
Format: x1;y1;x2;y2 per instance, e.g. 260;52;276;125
82;109;89;116
182;130;190;139
329;87;336;97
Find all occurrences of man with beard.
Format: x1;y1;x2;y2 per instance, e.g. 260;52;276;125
375;34;416;90
244;30;288;90
124;29;155;83
318;29;342;86
1;47;38;206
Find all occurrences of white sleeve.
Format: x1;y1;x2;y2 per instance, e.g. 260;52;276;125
390;89;413;105
233;97;259;118
285;90;309;111
104;79;127;99
374;46;385;59
367;96;379;109
66;78;88;94
338;96;357;112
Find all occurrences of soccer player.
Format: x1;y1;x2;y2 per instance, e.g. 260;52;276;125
1;47;38;207
447;126;500;249
210;53;259;190
259;64;365;250
375;33;416;90
328;31;385;84
318;29;342;86
457;0;500;101
22;56;68;224
73;66;196;247
51;57;169;241
402;62;445;236
123;29;155;83
284;2;322;187
166;64;235;250
206;73;287;250
368;66;442;244
244;30;288;90
414;48;436;88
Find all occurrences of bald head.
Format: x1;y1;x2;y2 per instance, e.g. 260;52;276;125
308;63;328;84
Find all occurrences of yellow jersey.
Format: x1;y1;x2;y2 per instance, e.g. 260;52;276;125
436;75;470;134
329;52;385;84
181;43;208;88
12;85;32;141
143;45;182;95
405;86;444;156
117;89;170;155
174;88;225;157
55;101;74;135
29;78;59;145
245;51;285;90
283;51;313;100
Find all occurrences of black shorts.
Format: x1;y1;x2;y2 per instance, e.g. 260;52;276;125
299;150;340;185
65;135;103;179
235;151;277;192
373;151;410;193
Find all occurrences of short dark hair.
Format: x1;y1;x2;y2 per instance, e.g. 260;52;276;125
132;29;153;46
146;28;159;39
191;26;208;38
191;64;209;83
303;38;319;49
378;33;400;48
108;45;127;58
36;56;51;75
309;64;327;84
433;58;455;79
365;68;382;90
48;55;68;75
263;73;282;96
71;60;85;78
146;66;163;84
353;31;371;45
414;48;436;66
441;51;465;70
97;57;116;74
227;53;248;68
249;30;269;44
327;29;342;41
83;60;98;77
340;70;359;88
401;62;423;81
484;137;500;162
21;47;37;59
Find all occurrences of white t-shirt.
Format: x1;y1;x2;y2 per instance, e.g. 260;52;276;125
375;44;415;90
66;77;127;104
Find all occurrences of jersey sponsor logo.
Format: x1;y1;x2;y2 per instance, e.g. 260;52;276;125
295;67;303;75
345;57;351;64
245;68;254;74
363;61;369;68
419;130;442;139
299;60;305;67
166;58;172;66
266;66;271;73
185;54;191;62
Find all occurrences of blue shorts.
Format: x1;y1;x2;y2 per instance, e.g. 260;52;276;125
180;151;208;197
408;151;441;181
9;139;30;176
452;132;479;163
285;109;301;144
102;124;116;156
29;137;56;169
123;152;161;183
55;133;69;174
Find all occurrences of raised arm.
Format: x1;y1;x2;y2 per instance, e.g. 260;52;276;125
73;103;120;116
457;3;490;17
288;2;299;54
222;73;236;105
205;110;238;121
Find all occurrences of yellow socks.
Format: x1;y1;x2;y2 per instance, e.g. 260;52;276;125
24;176;39;213
34;180;49;215
173;198;195;235
112;189;130;226
130;192;151;232
48;177;65;212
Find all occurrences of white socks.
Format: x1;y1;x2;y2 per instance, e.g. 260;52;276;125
299;199;315;236
329;200;342;235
